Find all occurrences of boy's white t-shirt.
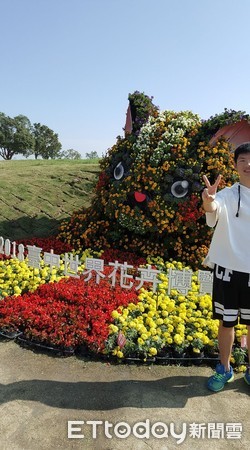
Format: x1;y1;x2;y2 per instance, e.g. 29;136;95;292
203;182;250;273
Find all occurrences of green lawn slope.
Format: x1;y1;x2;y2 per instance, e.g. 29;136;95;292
0;159;100;240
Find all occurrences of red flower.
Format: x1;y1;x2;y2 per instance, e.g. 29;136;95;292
16;237;73;255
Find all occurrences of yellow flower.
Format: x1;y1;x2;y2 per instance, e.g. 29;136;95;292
13;286;22;295
112;310;121;319
236;365;247;373
109;324;119;333
174;334;184;345
192;348;201;354
156;318;164;325
149;347;157;356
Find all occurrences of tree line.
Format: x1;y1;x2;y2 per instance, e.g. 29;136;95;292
0;113;63;160
0;112;99;160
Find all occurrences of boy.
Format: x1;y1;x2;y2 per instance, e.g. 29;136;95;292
202;142;250;392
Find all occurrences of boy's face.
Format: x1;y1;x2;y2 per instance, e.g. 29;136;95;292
234;152;250;187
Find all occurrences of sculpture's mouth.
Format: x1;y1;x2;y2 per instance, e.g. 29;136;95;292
134;191;147;203
125;191;150;210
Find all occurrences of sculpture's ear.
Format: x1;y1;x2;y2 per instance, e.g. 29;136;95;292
209;119;250;151
124;104;133;136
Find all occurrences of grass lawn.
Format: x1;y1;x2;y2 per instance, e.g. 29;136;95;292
0;159;100;240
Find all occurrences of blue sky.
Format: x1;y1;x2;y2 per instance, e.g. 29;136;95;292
1;0;250;157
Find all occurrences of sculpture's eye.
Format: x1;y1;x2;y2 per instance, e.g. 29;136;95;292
171;180;189;198
114;162;125;180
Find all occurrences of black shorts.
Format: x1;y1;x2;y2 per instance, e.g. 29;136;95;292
212;265;250;327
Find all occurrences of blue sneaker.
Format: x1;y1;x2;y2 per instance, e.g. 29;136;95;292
243;368;250;385
207;363;234;392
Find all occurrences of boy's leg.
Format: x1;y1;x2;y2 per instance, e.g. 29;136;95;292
218;321;235;371
207;320;234;392
243;325;250;385
207;266;236;391
247;325;250;363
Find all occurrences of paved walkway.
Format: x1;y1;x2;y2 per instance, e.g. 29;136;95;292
0;340;249;449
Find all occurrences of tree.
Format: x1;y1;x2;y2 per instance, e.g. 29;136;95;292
85;150;99;159
32;123;62;159
0;113;34;160
58;149;82;160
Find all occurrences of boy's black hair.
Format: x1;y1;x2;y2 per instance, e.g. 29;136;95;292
234;142;250;162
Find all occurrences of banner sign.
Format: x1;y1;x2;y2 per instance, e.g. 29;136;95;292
0;236;213;295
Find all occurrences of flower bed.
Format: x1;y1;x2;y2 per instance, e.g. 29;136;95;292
105;258;248;370
0;242;247;371
0;272;138;352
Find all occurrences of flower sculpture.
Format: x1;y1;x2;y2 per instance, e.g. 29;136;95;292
58;91;250;269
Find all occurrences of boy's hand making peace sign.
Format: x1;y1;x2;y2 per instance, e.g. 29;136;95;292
202;174;222;203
